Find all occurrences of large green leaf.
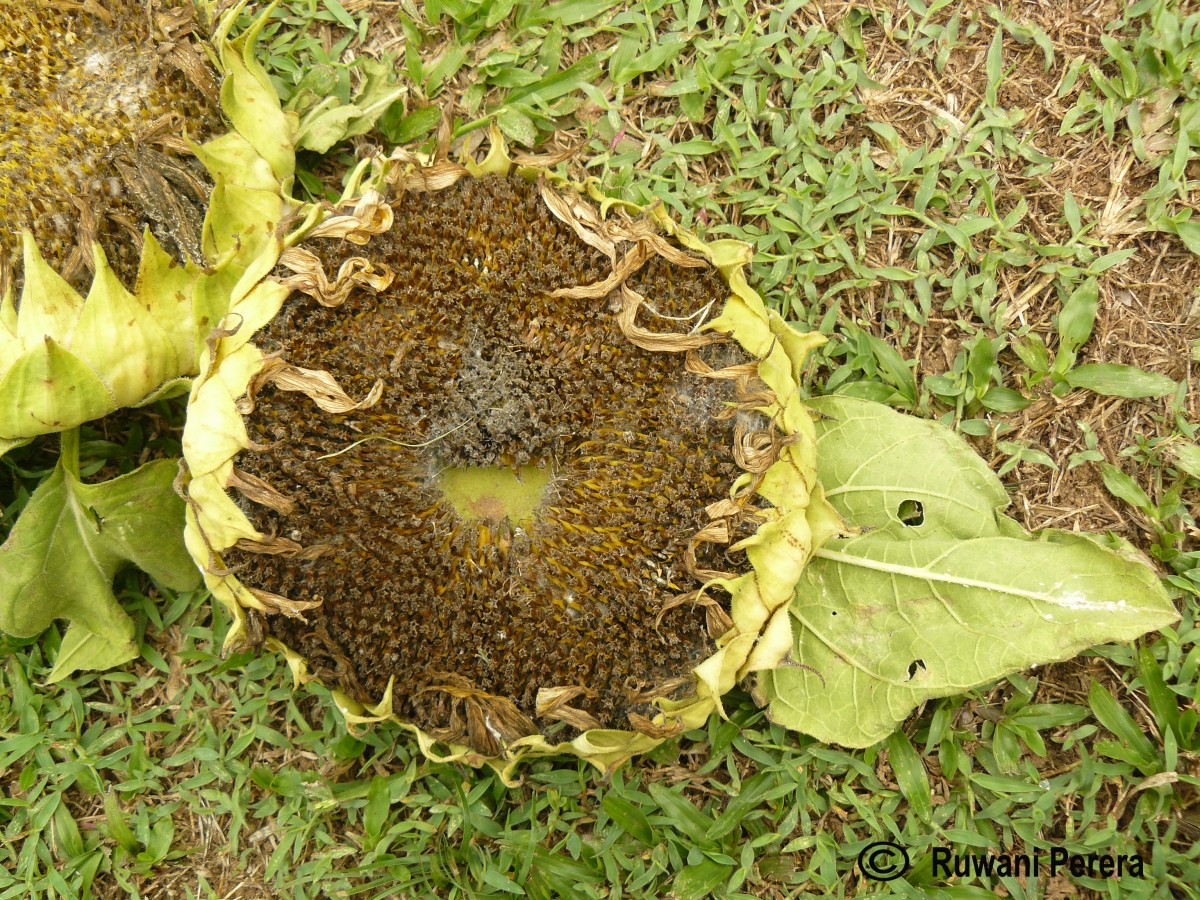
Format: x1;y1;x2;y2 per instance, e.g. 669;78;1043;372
0;458;199;681
813;393;1007;539
758;396;1178;747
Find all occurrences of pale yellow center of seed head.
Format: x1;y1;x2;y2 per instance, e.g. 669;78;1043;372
437;463;554;525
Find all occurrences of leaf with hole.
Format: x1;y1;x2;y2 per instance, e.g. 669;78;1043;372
757;397;1177;747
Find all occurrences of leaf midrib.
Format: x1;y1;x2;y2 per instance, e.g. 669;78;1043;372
812;546;1131;609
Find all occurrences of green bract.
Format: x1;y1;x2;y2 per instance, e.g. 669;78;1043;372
0;234;194;455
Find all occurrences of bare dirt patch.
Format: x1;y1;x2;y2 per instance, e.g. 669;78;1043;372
1000;233;1199;544
834;0;1199;546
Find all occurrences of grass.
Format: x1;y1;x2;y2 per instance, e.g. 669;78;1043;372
2;0;1199;896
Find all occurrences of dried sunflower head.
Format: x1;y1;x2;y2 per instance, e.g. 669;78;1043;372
181;138;842;777
0;0;299;456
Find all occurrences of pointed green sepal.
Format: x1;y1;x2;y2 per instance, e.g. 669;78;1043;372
73;244;180;408
135;229;197;370
0;338;115;438
0;283;18;342
15;231;85;349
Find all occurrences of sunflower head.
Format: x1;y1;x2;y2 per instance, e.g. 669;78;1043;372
0;0;302;458
0;0;220;290
181;136;840;778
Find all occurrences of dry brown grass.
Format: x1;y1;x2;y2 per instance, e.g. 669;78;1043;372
829;0;1198;552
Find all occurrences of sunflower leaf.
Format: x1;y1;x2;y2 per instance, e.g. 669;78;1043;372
0;458;199;681
758;396;1178;747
